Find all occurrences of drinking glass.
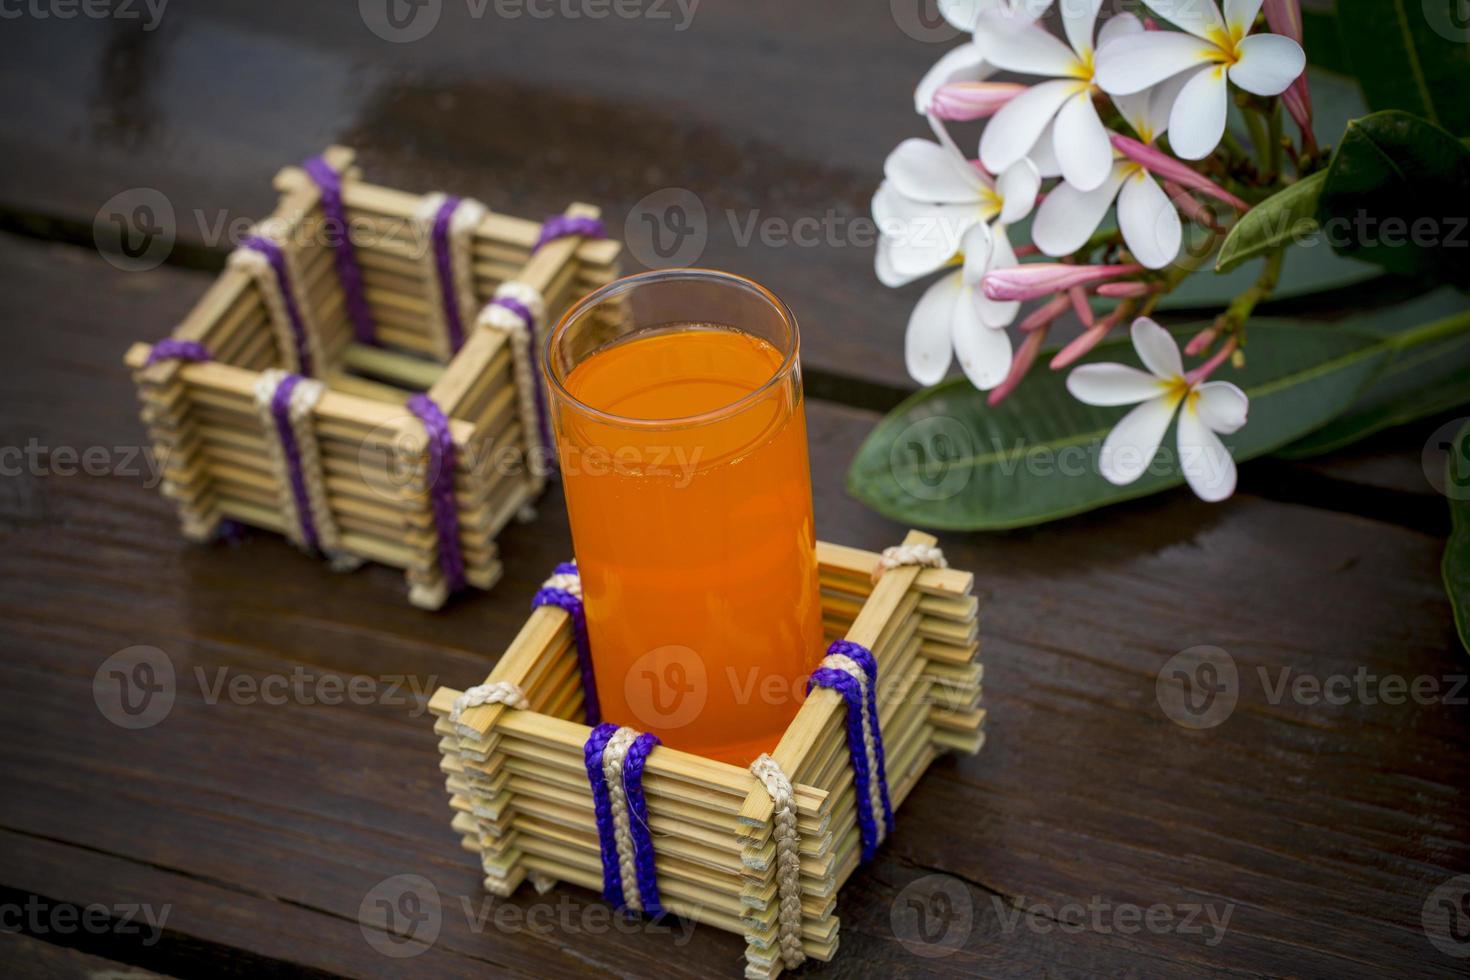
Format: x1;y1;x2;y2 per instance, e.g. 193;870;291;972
542;269;823;764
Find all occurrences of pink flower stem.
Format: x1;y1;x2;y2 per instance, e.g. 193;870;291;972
1113;136;1250;212
1186;336;1240;385
1096;281;1161;298
988;324;1050;406
1163;181;1223;231
1049;303;1133;370
1184;326;1218;357
1068;286;1095;327
1018;294;1072;332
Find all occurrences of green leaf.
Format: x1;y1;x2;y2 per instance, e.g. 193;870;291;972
1163;71;1378;309
1443;421;1470;654
1277;293;1470;457
1216;172;1327;273
1302;8;1350;75
1338;0;1470;134
1317;111;1470;286
847;321;1398;530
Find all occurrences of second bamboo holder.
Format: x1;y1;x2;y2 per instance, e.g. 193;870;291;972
429;530;985;978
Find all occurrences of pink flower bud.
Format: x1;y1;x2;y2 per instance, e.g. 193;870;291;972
1097;281;1156;298
982;263;1143;303
1018;294;1072;332
1263;0;1302;43
1112;135;1250;211
930;82;1027;121
988;325;1049;407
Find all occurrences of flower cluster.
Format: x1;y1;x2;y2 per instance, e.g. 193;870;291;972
872;0;1307;500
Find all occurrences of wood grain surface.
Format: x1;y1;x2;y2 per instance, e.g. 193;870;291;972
0;5;1467;978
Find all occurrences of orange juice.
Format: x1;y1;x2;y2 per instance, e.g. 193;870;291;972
554;324;823;764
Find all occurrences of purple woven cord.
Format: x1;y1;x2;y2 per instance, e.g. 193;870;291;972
827;640;895;833
623;731;663;916
268;374;320;551
303;156;375;345
532;214;607;252
243;235;314;376
489;295;553;454
808;662;884;863
406;394;465;594
583;722;626;907
430;196;467;353
144;338;212;366
533;562;601;725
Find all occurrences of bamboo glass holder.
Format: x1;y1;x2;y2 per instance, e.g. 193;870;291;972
124;146;622;607
428;530;985;978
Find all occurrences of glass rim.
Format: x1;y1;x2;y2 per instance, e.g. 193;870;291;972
541;267;801;431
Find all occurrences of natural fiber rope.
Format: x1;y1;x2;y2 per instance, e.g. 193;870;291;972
809;639;893;862
602;727;644;912
231;222;325;376
749;753;807;969
871;543;947;584
252;369;358;569
416;193;487;357
302;155;376;345
583;722;662;914
406;393;466;598
450;680;529;716
534;562;600;725
477;281;552;486
449;681;529;738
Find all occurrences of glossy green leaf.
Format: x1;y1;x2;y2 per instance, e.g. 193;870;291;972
1317;111;1470;286
1444;421;1470;654
1216;172;1326;273
1164;71;1376;310
1302;7;1350;75
847;322;1395;530
1338;0;1470;135
1278;294;1470;457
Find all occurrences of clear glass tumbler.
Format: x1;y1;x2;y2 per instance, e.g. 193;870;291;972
542;269;823;764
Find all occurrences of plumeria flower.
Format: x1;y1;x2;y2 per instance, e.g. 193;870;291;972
914;0;1052;113
871;138;1040;388
1031;66;1188;269
975;0;1141;191
1066;317;1248;501
1095;0;1306;160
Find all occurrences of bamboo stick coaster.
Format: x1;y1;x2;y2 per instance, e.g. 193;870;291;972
125;146;622;608
428;531;984;978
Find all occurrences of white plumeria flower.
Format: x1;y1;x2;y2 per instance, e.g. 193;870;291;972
873;137;1039;283
1094;0;1306;160
914;0;1052;112
1031;66;1189;269
871;138;1039;389
974;0;1140;192
1067;318;1248;501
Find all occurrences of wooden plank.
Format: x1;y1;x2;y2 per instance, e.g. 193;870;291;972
3;197;1469;978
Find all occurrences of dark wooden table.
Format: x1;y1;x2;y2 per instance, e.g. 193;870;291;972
2;4;1468;977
